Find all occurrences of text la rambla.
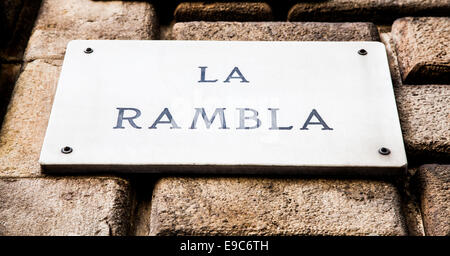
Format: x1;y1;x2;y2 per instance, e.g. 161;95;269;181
113;66;333;131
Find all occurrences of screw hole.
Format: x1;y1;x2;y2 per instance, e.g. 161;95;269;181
378;147;390;155
61;146;73;154
84;47;93;54
358;49;367;55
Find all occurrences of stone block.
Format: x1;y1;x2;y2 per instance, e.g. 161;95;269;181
392;17;449;84
415;164;450;235
24;0;158;61
288;0;450;24
172;21;380;41
149;177;407;236
0;177;131;235
394;85;450;163
0;60;61;177
174;2;273;22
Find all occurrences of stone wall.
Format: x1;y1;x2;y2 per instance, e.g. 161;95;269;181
0;0;448;236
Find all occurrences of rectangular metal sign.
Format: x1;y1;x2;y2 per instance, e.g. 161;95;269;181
40;40;407;175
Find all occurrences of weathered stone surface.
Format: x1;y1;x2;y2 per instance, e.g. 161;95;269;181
24;0;158;61
392;17;449;85
288;0;450;23
174;2;273;22
0;60;61;177
399;168;425;236
380;32;403;87
394;85;450;163
172;21;380;41
415;165;450;235
0;177;131;235
381;32;449;162
150;177;407;236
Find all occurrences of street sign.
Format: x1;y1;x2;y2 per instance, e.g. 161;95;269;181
39;40;407;175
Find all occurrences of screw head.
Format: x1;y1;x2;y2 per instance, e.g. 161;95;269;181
358;49;368;55
61;146;73;154
84;47;93;54
378;147;391;155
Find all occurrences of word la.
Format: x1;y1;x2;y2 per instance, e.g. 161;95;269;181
113;107;333;130
198;66;249;83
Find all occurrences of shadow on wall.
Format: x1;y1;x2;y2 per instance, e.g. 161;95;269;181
0;0;42;129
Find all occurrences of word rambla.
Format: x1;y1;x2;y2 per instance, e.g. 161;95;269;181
113;107;333;130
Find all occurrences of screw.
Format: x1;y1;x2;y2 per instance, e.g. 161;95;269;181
61;146;73;154
378;147;391;155
84;47;93;54
358;49;368;55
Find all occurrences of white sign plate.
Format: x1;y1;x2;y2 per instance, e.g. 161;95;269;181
40;40;407;175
